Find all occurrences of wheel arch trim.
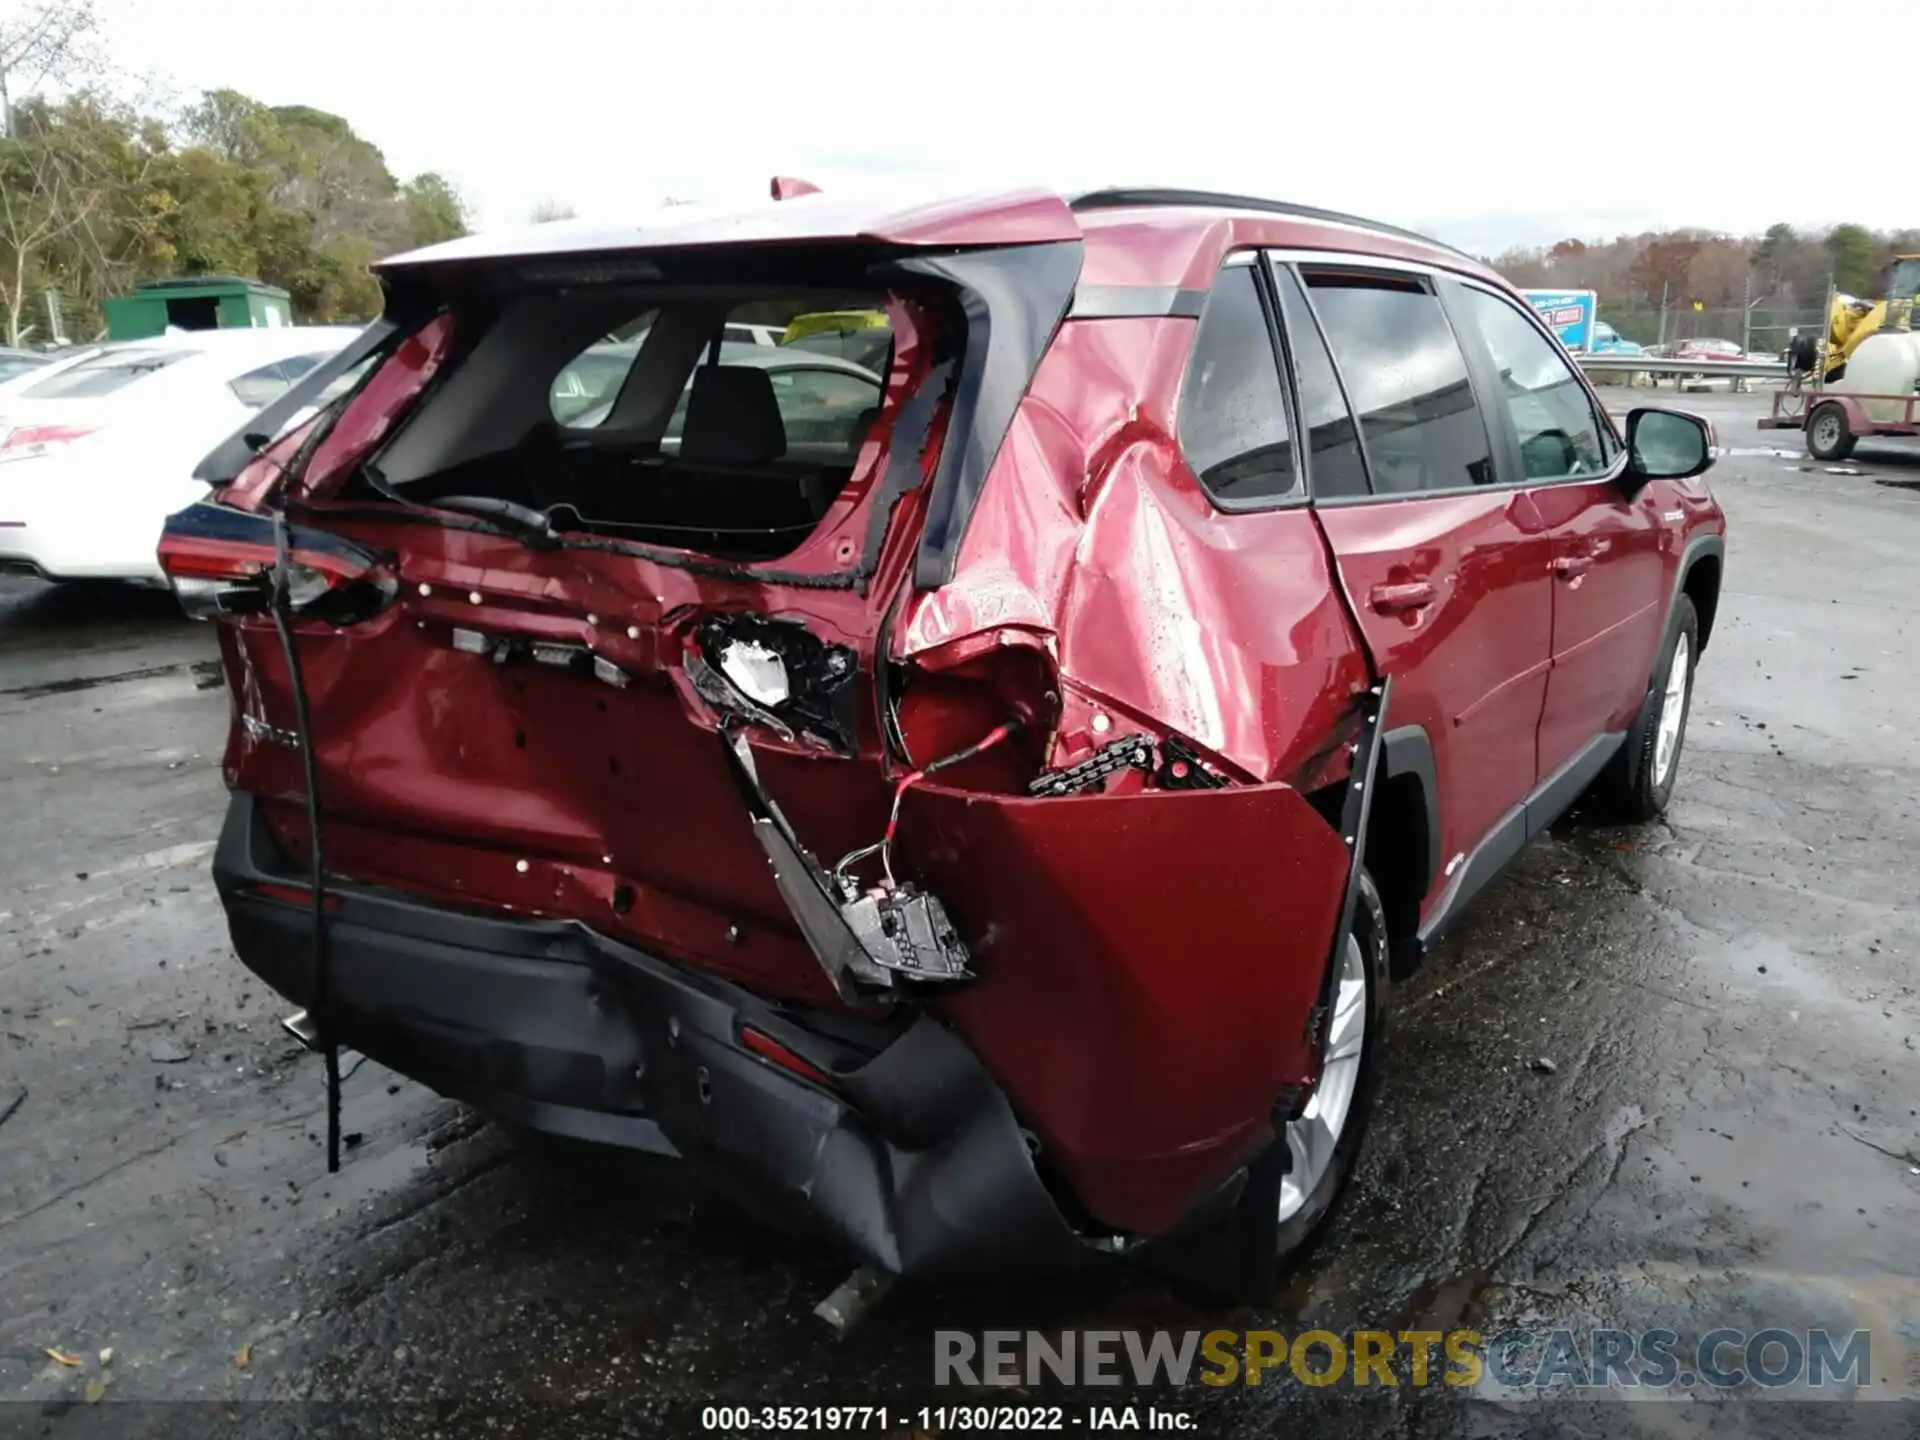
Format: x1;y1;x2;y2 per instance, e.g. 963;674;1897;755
1379;724;1441;901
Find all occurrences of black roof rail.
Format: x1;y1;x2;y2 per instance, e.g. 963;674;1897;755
1066;188;1477;263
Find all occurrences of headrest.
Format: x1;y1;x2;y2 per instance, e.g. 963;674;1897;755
678;366;787;466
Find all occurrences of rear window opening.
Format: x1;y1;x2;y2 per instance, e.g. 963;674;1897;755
350;285;910;565
23;347;194;400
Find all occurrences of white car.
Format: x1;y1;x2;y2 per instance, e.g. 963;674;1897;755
0;326;362;585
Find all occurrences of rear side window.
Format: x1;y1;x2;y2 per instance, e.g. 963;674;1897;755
1270;265;1371;499
1303;272;1496;495
23;348;193;400
1177;264;1297;503
1456;288;1610;480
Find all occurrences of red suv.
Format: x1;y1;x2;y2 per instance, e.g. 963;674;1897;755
161;186;1725;1302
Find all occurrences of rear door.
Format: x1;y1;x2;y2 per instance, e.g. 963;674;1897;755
1449;282;1665;777
1276;257;1554;903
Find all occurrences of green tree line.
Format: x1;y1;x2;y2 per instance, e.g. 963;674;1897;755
0;83;467;345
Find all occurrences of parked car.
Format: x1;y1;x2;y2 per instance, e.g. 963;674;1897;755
0;346;102;404
0;327;361;584
160;187;1724;1302
724;321;784;347
779;308;895;373
0;347;53;384
1672;338;1744;363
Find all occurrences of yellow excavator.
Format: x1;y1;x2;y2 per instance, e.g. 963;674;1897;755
1817;254;1920;379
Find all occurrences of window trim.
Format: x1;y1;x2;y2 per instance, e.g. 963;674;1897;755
1282;257;1505;507
1172;251;1310;514
1264;254;1378;504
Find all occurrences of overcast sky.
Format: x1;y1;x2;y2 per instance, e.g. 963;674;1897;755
101;0;1901;251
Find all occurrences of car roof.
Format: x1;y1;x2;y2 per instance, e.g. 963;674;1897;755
377;186;1498;296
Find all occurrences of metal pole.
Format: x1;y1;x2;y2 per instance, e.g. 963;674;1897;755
1741;275;1752;354
1817;273;1836;389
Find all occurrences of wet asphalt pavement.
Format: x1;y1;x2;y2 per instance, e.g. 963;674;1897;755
1;389;1915;1438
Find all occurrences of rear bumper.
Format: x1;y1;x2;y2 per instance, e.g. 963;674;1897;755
211;791;1088;1279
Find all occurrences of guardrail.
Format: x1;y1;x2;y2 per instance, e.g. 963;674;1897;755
1574;354;1790;379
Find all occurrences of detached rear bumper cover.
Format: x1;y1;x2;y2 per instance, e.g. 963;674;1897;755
212;792;1085;1279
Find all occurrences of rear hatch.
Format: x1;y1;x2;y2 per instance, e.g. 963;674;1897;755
168;192;1084;1007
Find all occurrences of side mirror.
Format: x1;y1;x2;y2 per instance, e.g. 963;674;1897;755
1624;407;1714;488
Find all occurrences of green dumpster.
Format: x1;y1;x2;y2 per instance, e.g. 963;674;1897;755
102;277;294;340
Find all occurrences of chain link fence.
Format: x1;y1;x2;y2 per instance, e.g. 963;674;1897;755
1597;283;1835;360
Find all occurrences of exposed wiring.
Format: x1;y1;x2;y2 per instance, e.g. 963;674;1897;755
833;719;1022;891
270;511;339;1174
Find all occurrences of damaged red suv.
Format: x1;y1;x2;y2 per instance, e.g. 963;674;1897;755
162;187;1725;1302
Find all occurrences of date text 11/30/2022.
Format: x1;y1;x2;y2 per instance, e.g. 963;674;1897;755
699;1405;1195;1431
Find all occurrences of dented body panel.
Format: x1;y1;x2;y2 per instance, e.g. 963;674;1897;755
170;185;1726;1279
900;317;1370;786
900;780;1347;1234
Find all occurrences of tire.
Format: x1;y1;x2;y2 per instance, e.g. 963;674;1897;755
1807;403;1857;462
1270;870;1391;1262
1591;594;1699;823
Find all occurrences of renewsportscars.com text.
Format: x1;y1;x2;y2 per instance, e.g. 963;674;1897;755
935;1327;1882;1392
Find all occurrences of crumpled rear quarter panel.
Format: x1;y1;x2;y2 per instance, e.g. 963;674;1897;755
902;317;1368;783
898;778;1349;1235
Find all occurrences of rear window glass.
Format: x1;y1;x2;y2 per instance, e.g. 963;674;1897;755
24;348;193;400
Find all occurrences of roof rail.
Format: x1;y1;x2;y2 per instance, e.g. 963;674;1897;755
1066;188;1476;263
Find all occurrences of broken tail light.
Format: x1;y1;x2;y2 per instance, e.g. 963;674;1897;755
685;612;861;754
157;500;396;624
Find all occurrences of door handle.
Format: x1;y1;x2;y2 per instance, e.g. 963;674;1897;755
1552;555;1594;579
1368;579;1436;613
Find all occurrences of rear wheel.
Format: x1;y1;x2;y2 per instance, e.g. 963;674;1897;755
1272;871;1390;1260
1808;403;1857;461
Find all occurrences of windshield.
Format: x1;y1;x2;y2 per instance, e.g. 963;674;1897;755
22;347;193;400
1891;258;1920;302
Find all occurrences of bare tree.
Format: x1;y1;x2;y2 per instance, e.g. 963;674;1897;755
0;99;150;345
528;198;577;224
0;0;102;137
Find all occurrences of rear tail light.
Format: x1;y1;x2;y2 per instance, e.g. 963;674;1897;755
0;424;95;464
157;500;395;624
